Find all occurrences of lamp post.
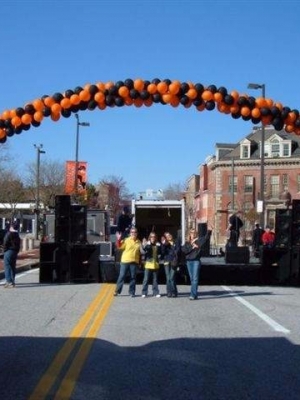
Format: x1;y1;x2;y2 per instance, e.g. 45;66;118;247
74;113;90;197
248;83;266;228
34;144;45;240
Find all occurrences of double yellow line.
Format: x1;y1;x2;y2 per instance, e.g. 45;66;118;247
29;283;115;400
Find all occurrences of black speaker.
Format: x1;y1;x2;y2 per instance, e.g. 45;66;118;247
198;223;207;237
276;248;291;283
55;217;70;243
70;205;87;243
100;259;118;283
55;195;71;217
200;229;211;257
39;242;69;283
274;209;292;249
292;199;300;222
68;243;100;283
225;246;250;264
290;246;300;283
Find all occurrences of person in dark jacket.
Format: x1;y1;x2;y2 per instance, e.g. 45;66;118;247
140;232;162;298
252;223;264;258
116;206;133;239
161;232;180;298
3;222;21;288
181;228;209;300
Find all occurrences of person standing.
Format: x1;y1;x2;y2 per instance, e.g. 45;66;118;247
161;232;180;298
114;227;141;297
262;226;275;248
181;228;208;300
141;232;162;298
3;222;21;288
116;206;133;239
227;212;243;246
252;223;264;258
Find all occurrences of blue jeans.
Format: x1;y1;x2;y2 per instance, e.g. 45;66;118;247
142;269;159;296
115;262;137;295
186;260;201;299
164;263;177;296
4;250;18;285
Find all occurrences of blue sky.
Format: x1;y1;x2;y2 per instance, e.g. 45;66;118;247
1;0;300;195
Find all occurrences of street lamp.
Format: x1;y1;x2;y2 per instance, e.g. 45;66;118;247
248;82;266;228
74;113;90;196
34;144;45;240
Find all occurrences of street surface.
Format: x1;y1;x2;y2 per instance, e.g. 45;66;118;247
0;267;300;400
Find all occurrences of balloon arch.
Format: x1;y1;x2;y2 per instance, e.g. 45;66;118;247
0;78;300;143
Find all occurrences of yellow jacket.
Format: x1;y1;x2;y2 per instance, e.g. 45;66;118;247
118;236;142;264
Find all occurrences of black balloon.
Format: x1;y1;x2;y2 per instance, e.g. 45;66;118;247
152;93;162;103
65;89;74;98
42;107;51;117
0;136;7;143
180;82;189;94
194;83;204;94
16;107;25;117
224;95;234;105
88;100;97;110
114;97;124;107
105;95;115;106
217;86;228;96
115;81;125;89
179;95;189;105
31;120;41;127
24;104;35;115
124;79;134;89
61;109;71;118
89;85;99;95
152;78;161;85
129;89;139;99
140;90;150;100
193;99;203;107
205;101;215;111
74;86;83;94
52;92;64;102
207;84;217;93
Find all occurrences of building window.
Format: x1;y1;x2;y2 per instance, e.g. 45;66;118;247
270;175;280;198
241;144;249;159
297;175;300;192
244;176;253;193
282;143;290;157
229;176;237;194
271;140;280;157
282;174;289;191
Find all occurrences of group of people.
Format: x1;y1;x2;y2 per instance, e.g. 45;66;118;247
114;226;209;300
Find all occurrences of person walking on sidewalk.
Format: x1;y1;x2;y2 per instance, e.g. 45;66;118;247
114;227;142;297
141;232;162;298
3;222;21;288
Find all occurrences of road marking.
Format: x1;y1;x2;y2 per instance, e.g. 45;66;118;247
28;284;115;400
221;285;290;334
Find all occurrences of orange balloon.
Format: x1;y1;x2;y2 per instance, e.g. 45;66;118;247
275;102;283;111
230;105;240;114
33;99;44;111
70;94;80;105
60;97;71;109
241;106;251;117
21;114;32;125
147;83;157;94
33;111;44;122
186;88;198;100
105;81;115;90
51;113;60;121
169;81;180;95
170;96;180;107
0;128;6;139
214;92;223;102
157;81;168;94
285;124;295;133
162;93;173;103
286;112;297;124
255;97;267;108
133;98;143;107
2;110;10;119
118;86;129;98
134;79;144;91
202;90;213;101
144;97;153;107
251;108;261;118
44;96;55;107
97;103;107;110
261;115;272;125
11;116;22;127
96;82;106;92
94;92;105;103
51;103;61;114
265;98;274;108
230;90;240;102
9;109;17;118
79;90;91;102
124;97;134;106
84;83;91;91
196;103;206;111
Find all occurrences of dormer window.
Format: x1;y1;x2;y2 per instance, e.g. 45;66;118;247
241;143;250;159
271;140;280;157
264;136;292;158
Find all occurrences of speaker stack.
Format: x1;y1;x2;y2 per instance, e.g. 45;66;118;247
68;243;100;283
55;195;71;243
225;246;250;264
274;209;292;250
39;242;69;283
197;223;211;256
291;199;300;283
70;205;87;243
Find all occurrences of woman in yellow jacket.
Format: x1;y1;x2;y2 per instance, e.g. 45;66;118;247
114;227;142;297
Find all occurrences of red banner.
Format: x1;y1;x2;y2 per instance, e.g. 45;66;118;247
65;161;87;195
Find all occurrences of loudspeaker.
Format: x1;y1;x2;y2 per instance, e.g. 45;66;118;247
201;229;211;257
55;217;70;243
70;205;87;243
198;223;207;237
98;241;112;256
274;209;292;249
225;246;250;264
292;199;300;222
276;248;291;283
100;259;118;283
39;242;69;283
290;246;300;283
55;195;71;217
68;243;100;283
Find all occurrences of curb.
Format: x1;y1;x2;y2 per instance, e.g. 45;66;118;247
0;261;40;281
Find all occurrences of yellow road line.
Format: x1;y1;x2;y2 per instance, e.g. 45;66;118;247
54;286;115;399
28;284;114;400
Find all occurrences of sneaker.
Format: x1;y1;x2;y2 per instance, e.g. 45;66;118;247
171;294;177;298
142;294;146;298
114;292;119;297
130;294;135;298
189;296;196;300
155;294;161;298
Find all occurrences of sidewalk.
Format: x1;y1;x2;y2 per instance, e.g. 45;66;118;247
0;248;40;279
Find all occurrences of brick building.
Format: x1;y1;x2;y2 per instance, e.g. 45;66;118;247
191;126;300;248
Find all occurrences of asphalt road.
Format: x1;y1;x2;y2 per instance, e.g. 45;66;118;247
0;268;300;400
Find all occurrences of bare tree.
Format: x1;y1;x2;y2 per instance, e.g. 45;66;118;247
163;182;186;200
25;160;65;209
0;169;26;221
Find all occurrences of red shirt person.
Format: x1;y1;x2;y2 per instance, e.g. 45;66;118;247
262;226;275;248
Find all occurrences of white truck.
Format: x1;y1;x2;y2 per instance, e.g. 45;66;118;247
131;198;186;244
